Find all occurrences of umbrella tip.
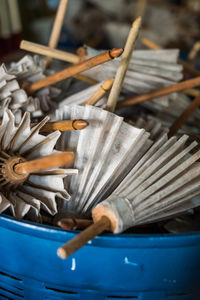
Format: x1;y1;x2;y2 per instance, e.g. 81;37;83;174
109;48;124;59
132;16;142;27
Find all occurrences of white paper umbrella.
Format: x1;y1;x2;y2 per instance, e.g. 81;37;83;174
0;64;28;122
93;135;200;233
79;46;200;123
141;91;200;126
8;55;60;118
54;104;151;217
0;109;77;221
131;115;169;141
75;46;198;123
53;105;200;258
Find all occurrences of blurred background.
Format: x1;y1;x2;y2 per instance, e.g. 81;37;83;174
0;0;200;66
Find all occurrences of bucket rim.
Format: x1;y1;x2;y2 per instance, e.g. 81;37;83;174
1;213;200;248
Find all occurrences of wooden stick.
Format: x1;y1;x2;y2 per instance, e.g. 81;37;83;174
57;216;111;259
168;94;200;138
58;218;93;230
136;0;147;18
141;37;200;77
26;48;123;94
0;120;89;132
73;74;98;85
21;40;79;64
179;60;200;77
117;77;200;109
76;46;87;62
141;37;161;50
46;0;69;66
106;17;142;112
14;152;74;175
184;89;200;98
33;119;89;132
189;41;200;60
85;78;114;105
20;40;97;85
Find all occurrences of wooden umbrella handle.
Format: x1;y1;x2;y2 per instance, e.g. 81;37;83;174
189;41;200;60
14;152;74;175
21;40;80;64
35;120;89;132
0;120;88;132
58;218;93;230
85;78;114;105
57;216;111;259
136;0;147;18
117;77;200;108
141;37;161;50
20;40;98;85
168;93;200;137
26;48;123;94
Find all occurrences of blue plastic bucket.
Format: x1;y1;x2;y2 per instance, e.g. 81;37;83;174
0;214;200;300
